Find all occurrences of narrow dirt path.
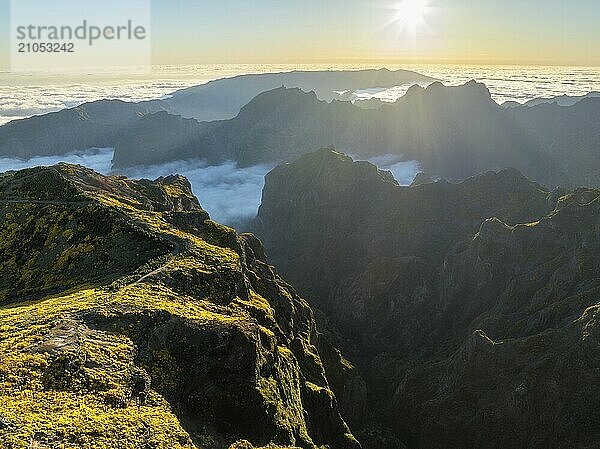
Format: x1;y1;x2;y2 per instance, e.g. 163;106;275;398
0;197;184;287
131;239;182;285
0;200;92;205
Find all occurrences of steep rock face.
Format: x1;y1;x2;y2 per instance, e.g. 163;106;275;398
0;164;359;449
255;149;600;449
256;149;555;338
396;190;600;448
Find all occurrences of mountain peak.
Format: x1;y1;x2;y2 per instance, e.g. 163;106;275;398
400;80;494;105
236;86;320;117
463;79;493;97
269;148;399;188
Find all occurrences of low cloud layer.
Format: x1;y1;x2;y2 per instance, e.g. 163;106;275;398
0;149;272;227
0;150;420;227
365;154;421;185
0;80;199;125
122;159;273;227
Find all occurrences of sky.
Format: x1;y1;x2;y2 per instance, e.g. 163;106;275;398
0;0;599;68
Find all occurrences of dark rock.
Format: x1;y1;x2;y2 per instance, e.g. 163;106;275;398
0;415;13;430
410;172;435;186
256;149;600;448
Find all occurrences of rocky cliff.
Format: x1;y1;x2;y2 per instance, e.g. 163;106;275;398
256;149;600;449
0;100;168;159
111;82;570;187
0;164;361;449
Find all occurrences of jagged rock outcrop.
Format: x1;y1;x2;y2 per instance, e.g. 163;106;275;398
165;68;437;120
255;149;600;449
0;164;360;449
112;82;569;187
0;69;434;161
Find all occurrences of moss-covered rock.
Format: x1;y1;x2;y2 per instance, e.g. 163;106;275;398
0;164;359;449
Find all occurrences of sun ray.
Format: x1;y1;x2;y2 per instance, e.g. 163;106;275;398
392;0;432;34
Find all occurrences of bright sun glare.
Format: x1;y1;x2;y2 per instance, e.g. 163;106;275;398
393;0;430;32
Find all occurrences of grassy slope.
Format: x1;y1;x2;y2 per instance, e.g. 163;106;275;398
0;166;344;449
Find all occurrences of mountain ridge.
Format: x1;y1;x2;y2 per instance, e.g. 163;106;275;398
112;82;570;188
164;68;437;120
255;148;600;449
2;78;599;188
0;163;362;449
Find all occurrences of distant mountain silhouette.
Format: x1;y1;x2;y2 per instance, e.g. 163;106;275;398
113;81;569;187
0;68;434;159
502;91;600;108
509;98;600;187
164;68;437;121
0;99;168;159
3;77;600;188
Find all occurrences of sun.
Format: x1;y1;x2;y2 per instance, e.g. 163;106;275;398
393;0;430;32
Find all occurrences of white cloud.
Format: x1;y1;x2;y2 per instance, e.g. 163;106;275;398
0;80;200;125
0;148;114;173
0;149;271;228
121;159;272;227
357;154;421;185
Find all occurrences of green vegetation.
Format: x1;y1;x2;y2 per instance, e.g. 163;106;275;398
0;287;193;449
0;165;358;449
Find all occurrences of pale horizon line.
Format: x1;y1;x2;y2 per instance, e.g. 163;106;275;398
2;61;600;76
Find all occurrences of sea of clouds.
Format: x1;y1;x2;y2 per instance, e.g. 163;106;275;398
0;80;199;125
361;154;421;185
9;64;598;226
4;64;600;125
123;158;274;228
0;149;420;228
